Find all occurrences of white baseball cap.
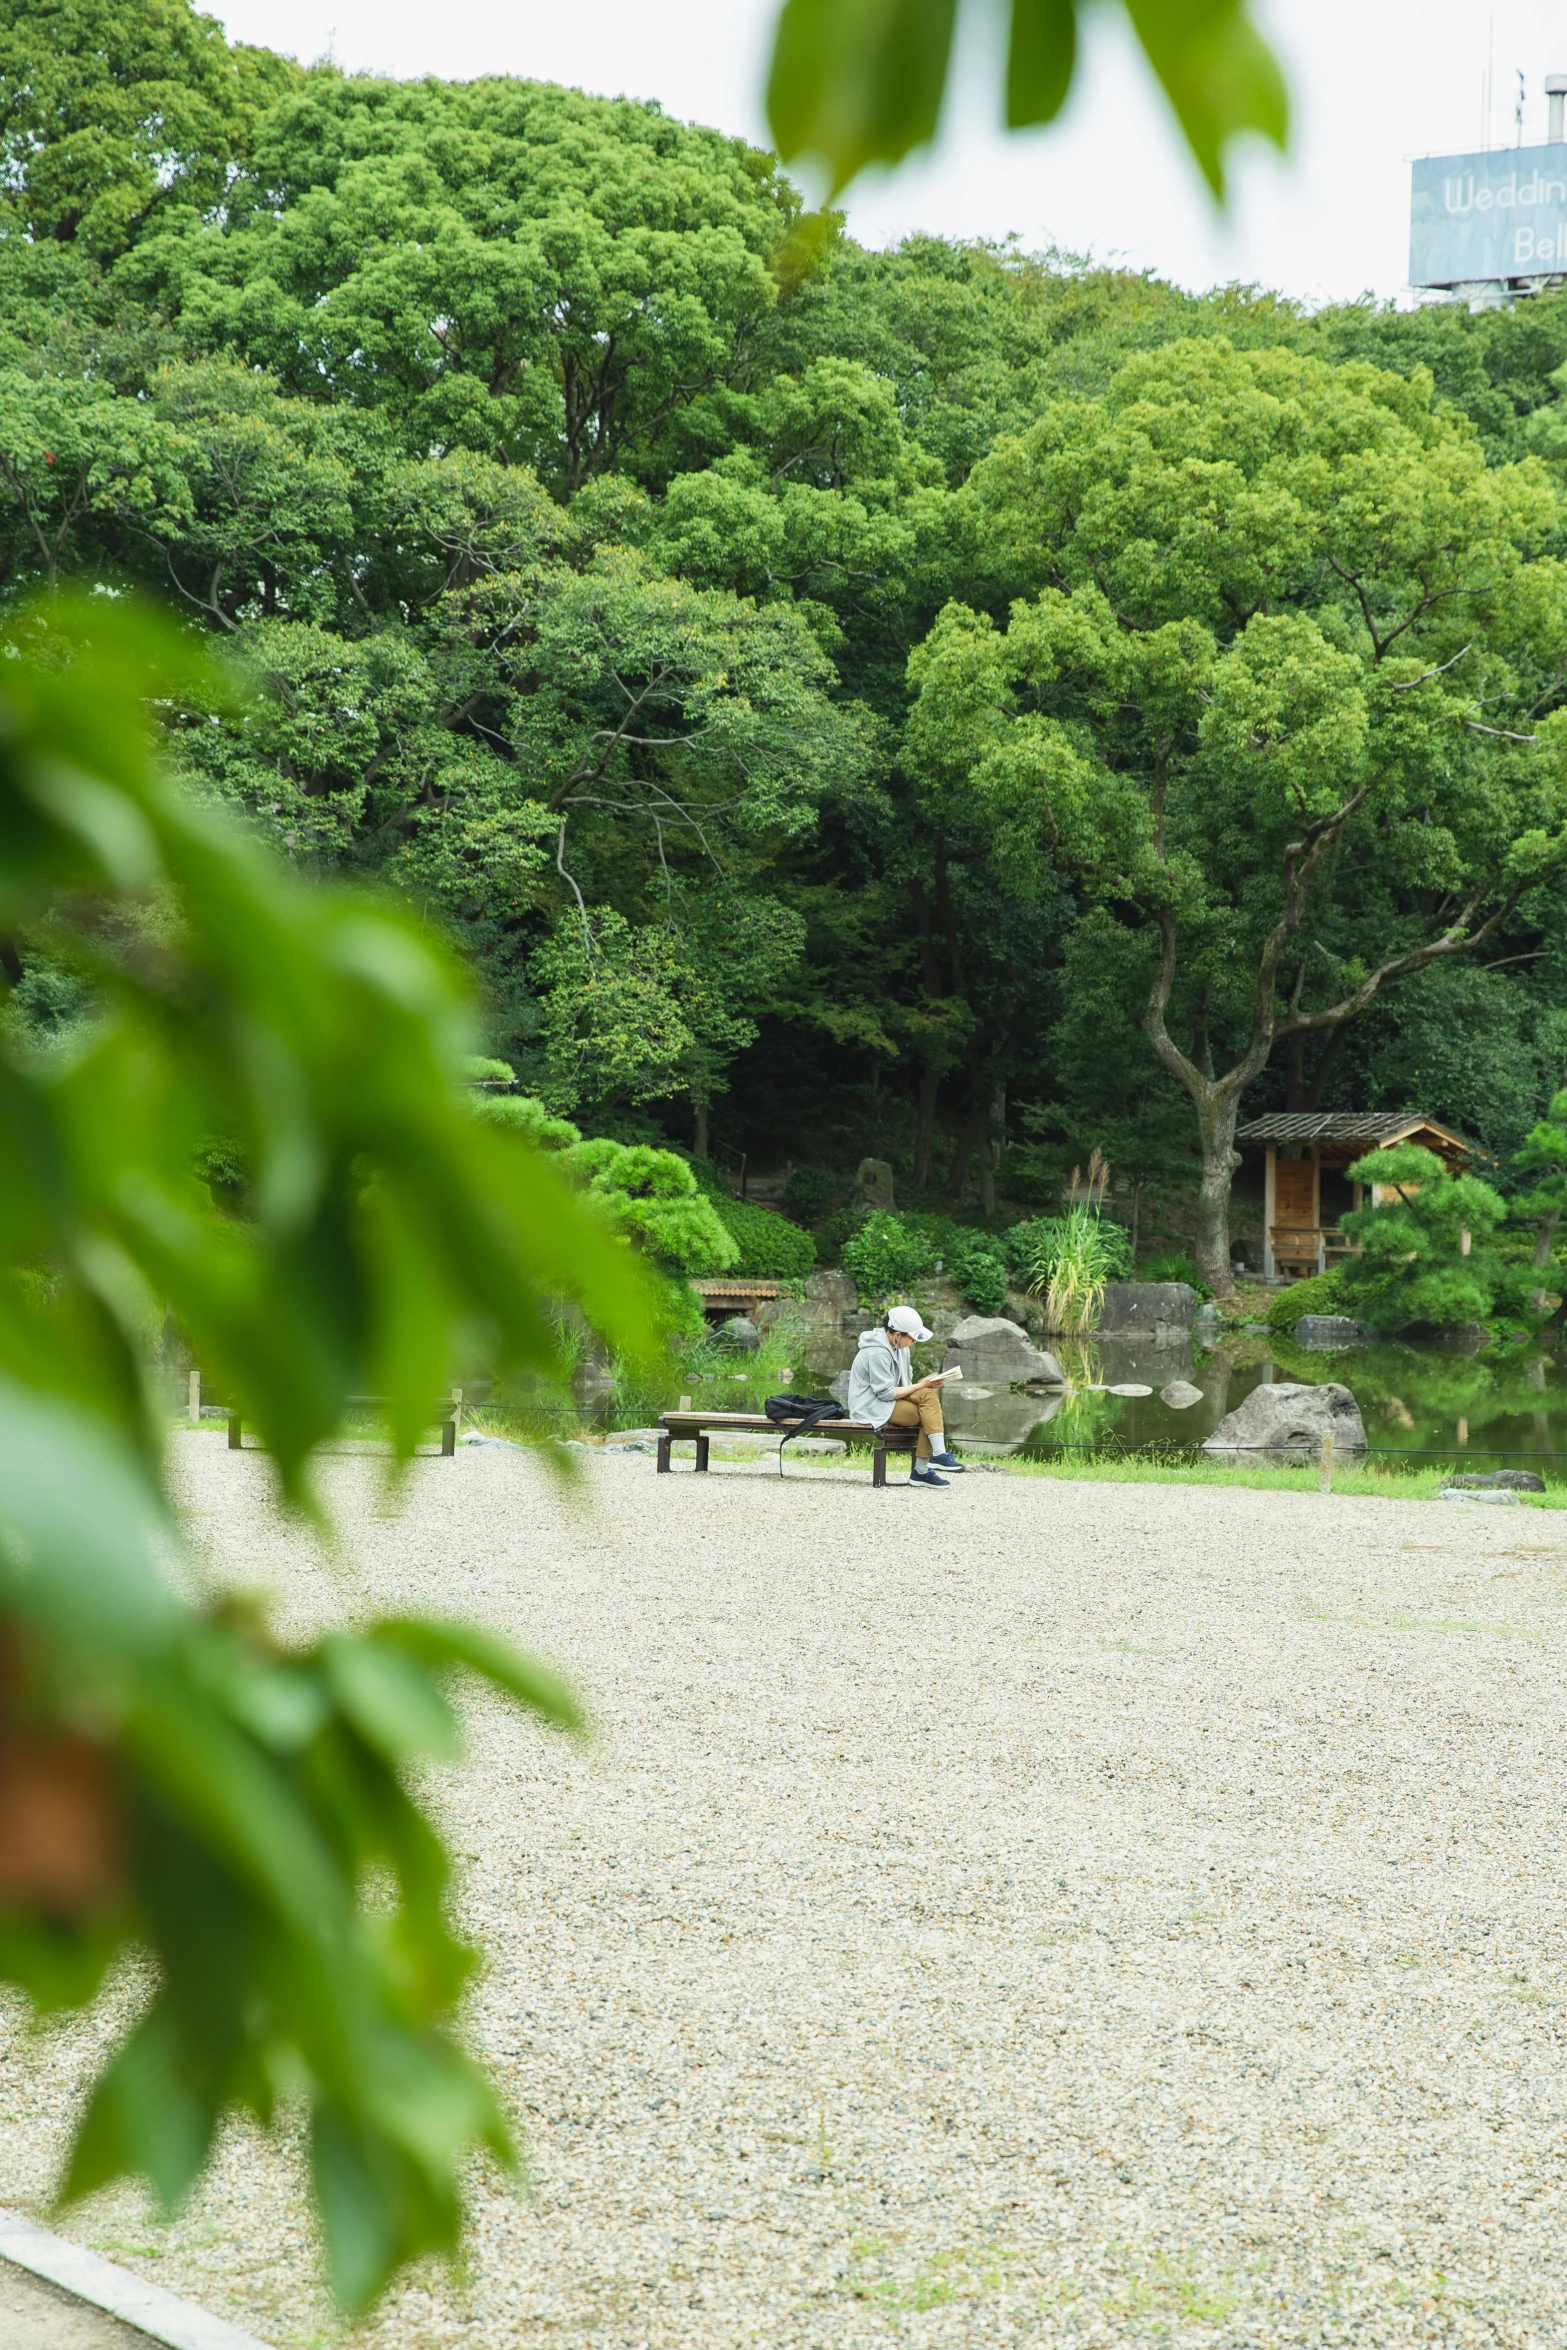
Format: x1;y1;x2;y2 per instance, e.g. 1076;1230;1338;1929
886;1304;934;1342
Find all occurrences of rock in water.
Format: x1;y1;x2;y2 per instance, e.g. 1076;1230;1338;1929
1108;1383;1153;1397
1160;1380;1204;1409
941;1316;1065;1388
719;1315;759;1350
1294;1314;1365;1350
1194;1302;1222;1346
1202;1381;1366;1454
1097;1283;1197;1342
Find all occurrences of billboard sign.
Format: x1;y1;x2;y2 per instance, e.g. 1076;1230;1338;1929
1411;142;1567;284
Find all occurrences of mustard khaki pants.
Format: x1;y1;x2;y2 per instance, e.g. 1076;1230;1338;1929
883;1390;945;1460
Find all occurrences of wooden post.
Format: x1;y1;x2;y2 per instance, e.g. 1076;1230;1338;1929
1318;1431;1333;1494
188;1369;201;1426
228;1412;242;1450
1262;1144;1276;1279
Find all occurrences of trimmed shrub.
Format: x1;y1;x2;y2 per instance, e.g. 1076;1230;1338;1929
782;1164;837;1223
569;1138;738;1275
1266;1269;1347;1332
476;1094;582;1150
716;1197;816;1281
1339;1144;1506;1331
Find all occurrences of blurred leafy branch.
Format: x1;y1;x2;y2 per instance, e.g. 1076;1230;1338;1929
766;0;1287;201
0;599;658;2310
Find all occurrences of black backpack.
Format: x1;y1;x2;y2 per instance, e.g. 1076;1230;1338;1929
763;1391;844;1473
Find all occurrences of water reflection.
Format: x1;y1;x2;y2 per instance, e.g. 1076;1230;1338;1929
800;1327;1567;1474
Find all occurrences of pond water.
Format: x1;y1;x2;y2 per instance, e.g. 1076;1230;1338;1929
588;1325;1567;1478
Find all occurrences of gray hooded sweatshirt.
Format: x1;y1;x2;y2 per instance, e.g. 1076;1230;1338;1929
845;1324;904;1426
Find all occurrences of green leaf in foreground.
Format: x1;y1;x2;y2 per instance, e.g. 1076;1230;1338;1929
766;0;1287;199
0;601;650;2310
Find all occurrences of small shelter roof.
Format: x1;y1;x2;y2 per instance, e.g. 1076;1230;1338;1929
1235;1111;1477;1157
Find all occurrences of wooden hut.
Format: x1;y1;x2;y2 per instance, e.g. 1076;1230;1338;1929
1234;1112;1479;1281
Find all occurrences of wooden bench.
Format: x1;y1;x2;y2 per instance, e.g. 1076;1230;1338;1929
228;1393;460;1456
657;1410;920;1486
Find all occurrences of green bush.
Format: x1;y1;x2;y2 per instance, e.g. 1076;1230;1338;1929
1266;1269;1347;1332
818;1202;869;1263
843;1210;933;1302
716;1197;817;1281
782;1164;837;1222
948;1241;1008;1315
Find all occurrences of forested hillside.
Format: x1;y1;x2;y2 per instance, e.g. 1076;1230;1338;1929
9;0;1567;1270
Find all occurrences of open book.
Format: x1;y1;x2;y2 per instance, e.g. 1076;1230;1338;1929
920;1365;963;1385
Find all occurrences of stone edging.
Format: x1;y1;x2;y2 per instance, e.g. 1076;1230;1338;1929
0;2207;275;2350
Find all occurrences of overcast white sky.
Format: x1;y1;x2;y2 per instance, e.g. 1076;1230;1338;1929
213;0;1567;305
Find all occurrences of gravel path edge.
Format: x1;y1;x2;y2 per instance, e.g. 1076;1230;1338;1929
0;2211;277;2350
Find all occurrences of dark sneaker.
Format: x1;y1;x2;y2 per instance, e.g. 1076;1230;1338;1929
910;1463;949;1486
928;1450;967;1472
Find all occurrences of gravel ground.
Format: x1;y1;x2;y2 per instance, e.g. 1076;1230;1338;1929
5;1435;1567;2349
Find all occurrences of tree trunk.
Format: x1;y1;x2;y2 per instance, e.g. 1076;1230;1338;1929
913;1063;939;1190
1192;1088;1243;1297
693;1099;709;1159
946;1101;980;1199
979;1079;1005;1216
1532;1209;1558;1269
1285;1031;1305;1113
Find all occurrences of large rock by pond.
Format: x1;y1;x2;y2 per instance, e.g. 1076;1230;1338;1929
1202;1380;1366;1455
942;1315;1065;1388
1096;1283;1198;1343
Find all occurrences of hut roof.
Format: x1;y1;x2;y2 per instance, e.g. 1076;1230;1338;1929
1235;1111;1477;1154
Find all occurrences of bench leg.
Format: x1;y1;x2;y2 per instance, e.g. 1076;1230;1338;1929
657;1433;672;1473
873;1444;887;1488
441;1416;456;1457
228;1412;242;1451
695;1434;710;1473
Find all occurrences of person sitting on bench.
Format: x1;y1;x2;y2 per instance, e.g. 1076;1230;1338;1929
845;1304;966;1486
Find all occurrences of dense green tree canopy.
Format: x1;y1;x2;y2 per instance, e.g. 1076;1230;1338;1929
9;0;1567;1240
905;340;1567;1282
